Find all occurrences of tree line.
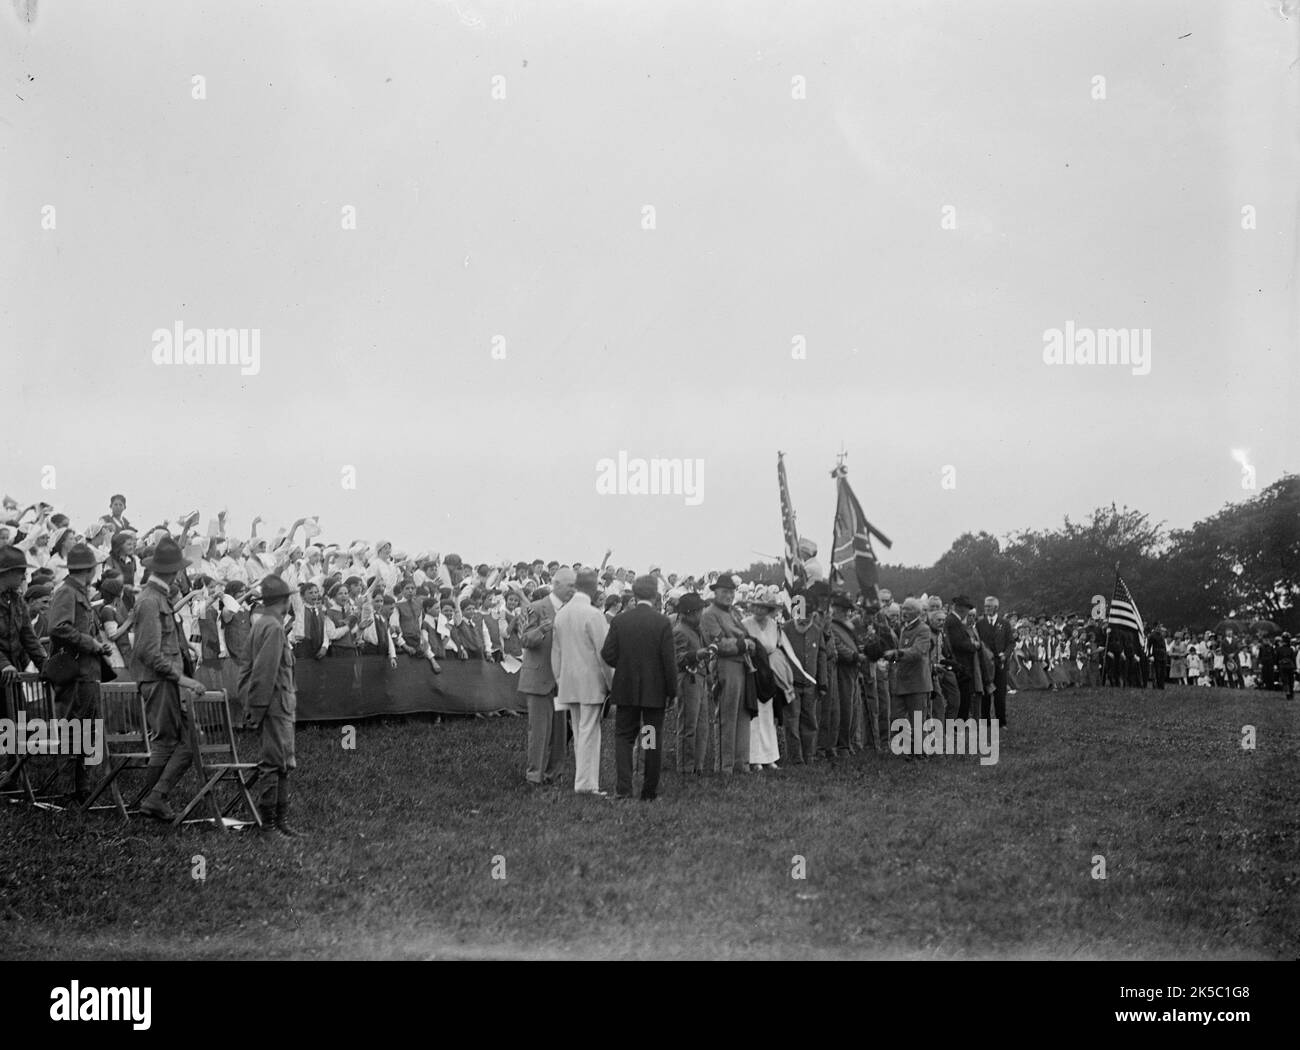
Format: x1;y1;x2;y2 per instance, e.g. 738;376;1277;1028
746;475;1299;631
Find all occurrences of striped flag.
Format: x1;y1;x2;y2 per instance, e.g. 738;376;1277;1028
777;452;804;597
829;462;891;597
1107;570;1146;648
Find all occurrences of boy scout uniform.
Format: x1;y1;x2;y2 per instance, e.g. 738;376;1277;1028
130;550;196;820
48;548;107;799
239;575;301;837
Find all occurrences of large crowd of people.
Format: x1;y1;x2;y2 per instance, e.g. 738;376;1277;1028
1;494;1295;817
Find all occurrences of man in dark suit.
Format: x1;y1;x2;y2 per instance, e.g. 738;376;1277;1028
600;575;677;801
518;568;575;786
976;596;1014;728
945;595;981;721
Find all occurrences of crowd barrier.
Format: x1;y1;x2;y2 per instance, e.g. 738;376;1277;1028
195;651;526;723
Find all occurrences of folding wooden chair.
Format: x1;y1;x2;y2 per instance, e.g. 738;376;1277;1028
0;672;66;809
172;690;261;830
81;682;151;819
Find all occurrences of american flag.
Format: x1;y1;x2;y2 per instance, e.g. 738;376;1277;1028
829;462;891;597
1107;571;1146;647
777;452;803;597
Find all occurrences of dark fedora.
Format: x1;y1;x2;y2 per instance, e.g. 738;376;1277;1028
951;594;975;610
65;543;99;572
712;573;740;592
144;537;190;573
0;545;27;574
257;574;293;604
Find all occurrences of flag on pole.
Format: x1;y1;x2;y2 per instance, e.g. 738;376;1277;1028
777;452;804;597
1106;570;1146;648
829;461;891;597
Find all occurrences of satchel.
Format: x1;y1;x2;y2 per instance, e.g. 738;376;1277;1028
40;648;79;686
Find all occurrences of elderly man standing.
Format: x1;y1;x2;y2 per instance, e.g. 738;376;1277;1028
700;573;753;774
551;568;612;796
976;596;1014;728
519;567;575;786
886;597;933;757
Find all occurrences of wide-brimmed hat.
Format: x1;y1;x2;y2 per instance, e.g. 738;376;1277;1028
750;586;781;610
144;537;191;573
65;543;99;572
257;574;293;604
0;546;28;574
712;573;740;592
951;594;975;610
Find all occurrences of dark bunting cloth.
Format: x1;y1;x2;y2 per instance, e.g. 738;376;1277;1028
296;653;525;722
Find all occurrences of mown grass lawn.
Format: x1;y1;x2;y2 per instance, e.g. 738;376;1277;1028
1;686;1295;960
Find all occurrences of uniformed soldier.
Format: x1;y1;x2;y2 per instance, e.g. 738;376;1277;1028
130;537;207;821
239;574;302;837
672;592;711;775
825;591;864;758
699;573;753;774
48;543;113;802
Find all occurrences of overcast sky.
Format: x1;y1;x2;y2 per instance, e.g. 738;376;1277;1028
3;0;1296;574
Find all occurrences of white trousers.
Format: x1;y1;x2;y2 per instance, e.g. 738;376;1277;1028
555;701;603;792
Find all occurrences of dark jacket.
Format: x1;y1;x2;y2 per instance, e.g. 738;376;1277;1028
0;589;46;674
976;615;1015;662
48;576;104;683
944;611;979;680
783;612;831;691
600;602;677;709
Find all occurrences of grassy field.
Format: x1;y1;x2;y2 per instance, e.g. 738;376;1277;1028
1;685;1295;960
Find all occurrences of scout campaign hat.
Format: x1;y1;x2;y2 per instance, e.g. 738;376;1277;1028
144;537;191;573
257;574;294;604
65;543;99;572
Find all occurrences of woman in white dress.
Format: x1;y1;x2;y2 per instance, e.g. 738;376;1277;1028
742;587;798;771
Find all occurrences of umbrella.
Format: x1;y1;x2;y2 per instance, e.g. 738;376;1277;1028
1213;619;1246;634
1249;619;1282;636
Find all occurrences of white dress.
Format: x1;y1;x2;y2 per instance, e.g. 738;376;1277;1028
743;616;788;765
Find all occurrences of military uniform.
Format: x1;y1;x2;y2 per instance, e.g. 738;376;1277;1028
699;578;751;774
130;575;194;815
48;569;105;797
826;611;861;756
672;609;710;774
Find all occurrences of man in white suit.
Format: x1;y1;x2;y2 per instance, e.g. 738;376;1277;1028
551;567;613;796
